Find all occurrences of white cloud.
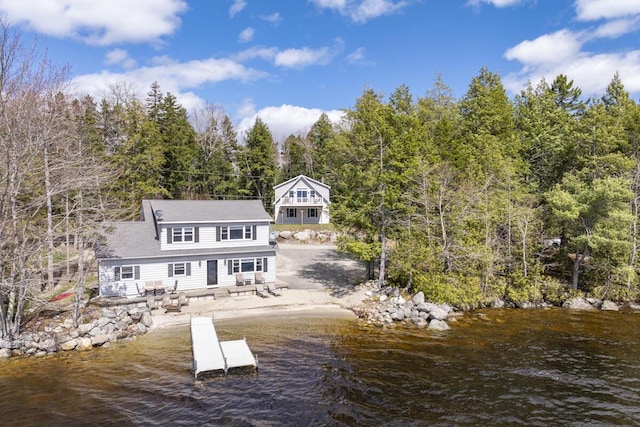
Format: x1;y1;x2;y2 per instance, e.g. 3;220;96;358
467;0;524;7
593;17;640;38
239;27;255;43
237;98;257;118
503;0;640;98
310;0;409;23
504;47;640;98
0;0;187;45
274;47;333;69
229;0;247;17
346;47;373;65
234;45;335;69
70;56;267;112
260;13;282;25
504;30;583;65
233;47;279;62
104;48;137;69
236;104;344;142
575;0;640;21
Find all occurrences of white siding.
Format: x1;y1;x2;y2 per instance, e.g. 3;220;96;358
99;253;276;299
159;223;271;251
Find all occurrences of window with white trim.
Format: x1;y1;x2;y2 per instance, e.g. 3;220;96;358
308;208;318;218
168;262;191;277
121;266;134;279
173;263;186;276
286;208;297;218
167;226;198;244
114;265;139;281
220;225;253;240
229;257;267;274
173;227;193;242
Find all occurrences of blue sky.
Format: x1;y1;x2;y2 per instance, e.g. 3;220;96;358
1;0;640;140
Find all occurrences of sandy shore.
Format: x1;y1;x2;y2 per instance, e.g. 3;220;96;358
149;287;368;329
146;243;369;330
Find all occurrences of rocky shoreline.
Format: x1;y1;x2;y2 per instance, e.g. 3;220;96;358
0;305;153;358
354;286;458;330
2;282;638;359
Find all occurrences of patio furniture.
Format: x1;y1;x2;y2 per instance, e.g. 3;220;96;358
235;273;244;286
267;283;283;297
154;280;165;295
178;292;189;306
162;293;181;312
254;272;264;284
167;279;178;294
255;284;270;298
146;295;158;311
144;281;155;295
136;283;146;297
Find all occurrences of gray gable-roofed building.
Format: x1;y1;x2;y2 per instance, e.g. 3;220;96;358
273;175;330;225
96;199;276;298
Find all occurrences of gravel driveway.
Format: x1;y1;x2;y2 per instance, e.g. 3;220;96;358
275;243;366;296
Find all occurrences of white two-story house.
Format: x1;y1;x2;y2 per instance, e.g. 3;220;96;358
96;199;276;298
273;175;330;225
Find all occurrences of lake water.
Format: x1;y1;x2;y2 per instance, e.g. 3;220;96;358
1;308;639;426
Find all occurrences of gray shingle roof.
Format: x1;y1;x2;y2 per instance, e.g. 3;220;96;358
96;199;274;260
146;199;272;223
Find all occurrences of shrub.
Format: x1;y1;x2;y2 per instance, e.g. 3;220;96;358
412;272;487;310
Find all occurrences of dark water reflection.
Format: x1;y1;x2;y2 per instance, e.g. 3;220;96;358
1;309;639;426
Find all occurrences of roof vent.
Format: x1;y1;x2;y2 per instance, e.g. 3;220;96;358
155;210;164;220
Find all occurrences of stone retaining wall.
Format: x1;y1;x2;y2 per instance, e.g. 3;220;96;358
0;306;153;358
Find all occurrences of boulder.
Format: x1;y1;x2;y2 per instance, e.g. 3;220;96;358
140;311;153;327
77;322;95;336
39;338;57;353
128;308;143;321
563;297;596;310
428;319;450;331
101;309;118;319
279;230;293;239
293;230;312;241
75;337;92;351
416;302;431;312
491;298;505;308
412;317;428;327
428;306;449;321
91;334;109;346
136;323;147;334
60;339;78;351
0;348;11;358
412;291;425;305
601;300;619;311
390;309;405;321
97;317;114;329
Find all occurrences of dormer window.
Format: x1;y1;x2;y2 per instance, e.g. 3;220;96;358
166;227;199;244
218;225;257;241
173;227;193;242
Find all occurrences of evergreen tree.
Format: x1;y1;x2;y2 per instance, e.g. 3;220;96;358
239;117;278;208
192;106;239;198
280;134;311;180
158;93;198;198
306;112;335;180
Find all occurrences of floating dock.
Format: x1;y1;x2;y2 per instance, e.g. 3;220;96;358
190;316;257;377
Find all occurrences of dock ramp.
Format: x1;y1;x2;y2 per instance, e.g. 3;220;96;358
190;316;257;377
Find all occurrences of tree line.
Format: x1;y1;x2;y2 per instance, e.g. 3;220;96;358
2;21;640;339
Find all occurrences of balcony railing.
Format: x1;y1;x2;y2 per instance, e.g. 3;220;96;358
281;196;323;205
